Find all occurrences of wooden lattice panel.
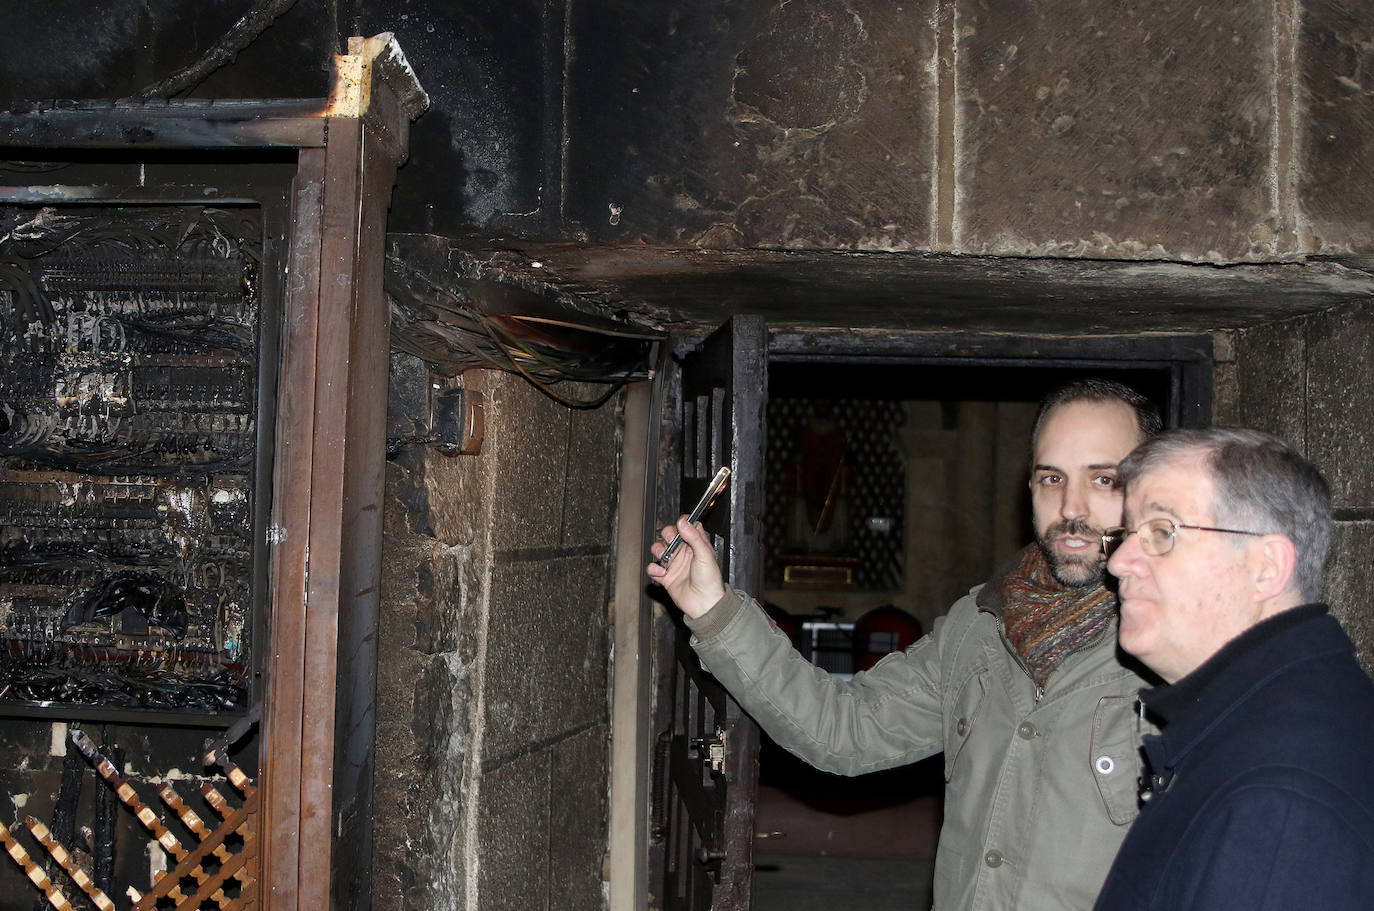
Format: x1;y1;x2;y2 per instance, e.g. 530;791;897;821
1;729;259;910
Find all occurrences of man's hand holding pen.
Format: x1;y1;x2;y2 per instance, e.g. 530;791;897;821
646;516;726;619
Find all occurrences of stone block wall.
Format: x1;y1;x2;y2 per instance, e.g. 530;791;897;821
1299;2;1374;252
372;369;620;911
559;0;1374;262
955;2;1277;260
1215;297;1374;670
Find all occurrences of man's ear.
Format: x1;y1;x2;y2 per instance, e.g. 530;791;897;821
1251;534;1299;603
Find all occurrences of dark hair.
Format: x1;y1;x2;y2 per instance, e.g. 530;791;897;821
1031;378;1163;454
1117;427;1332;601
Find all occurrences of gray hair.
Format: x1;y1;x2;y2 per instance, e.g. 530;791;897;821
1117;427;1332;601
1031;378;1163;457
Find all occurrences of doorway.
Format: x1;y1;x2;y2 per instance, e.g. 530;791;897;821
645;323;1211;911
749;347;1204;910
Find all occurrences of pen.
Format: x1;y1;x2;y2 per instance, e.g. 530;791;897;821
658;466;731;566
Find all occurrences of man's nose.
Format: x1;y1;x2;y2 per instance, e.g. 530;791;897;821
1107;533;1143;577
1059;483;1087;520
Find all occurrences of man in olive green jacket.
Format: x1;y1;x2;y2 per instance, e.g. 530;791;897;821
647;380;1161;911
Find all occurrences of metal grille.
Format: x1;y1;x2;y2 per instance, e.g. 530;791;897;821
765;397;906;591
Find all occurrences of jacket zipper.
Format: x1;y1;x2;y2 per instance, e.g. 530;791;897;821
995;618;1045;703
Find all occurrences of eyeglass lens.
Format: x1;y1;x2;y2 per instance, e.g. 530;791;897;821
1139;519;1177;555
1102;519;1178;558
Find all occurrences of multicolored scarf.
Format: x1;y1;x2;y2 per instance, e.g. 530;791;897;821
996;545;1117;688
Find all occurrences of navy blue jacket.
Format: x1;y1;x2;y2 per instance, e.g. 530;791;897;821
1094;604;1374;910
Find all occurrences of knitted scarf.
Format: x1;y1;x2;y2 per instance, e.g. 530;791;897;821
997;545;1117;688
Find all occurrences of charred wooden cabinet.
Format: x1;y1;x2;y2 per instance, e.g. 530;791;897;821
0;35;425;911
649;317;767;911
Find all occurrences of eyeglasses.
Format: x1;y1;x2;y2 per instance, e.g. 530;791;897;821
1101;518;1266;558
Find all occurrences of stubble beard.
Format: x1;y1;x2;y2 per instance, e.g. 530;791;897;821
1036;518;1107;590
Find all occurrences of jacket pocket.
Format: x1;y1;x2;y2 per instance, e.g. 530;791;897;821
944;667;987;782
1090;695;1144;825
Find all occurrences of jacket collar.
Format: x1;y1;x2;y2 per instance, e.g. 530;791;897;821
1141;604;1344;766
974;546;1024;615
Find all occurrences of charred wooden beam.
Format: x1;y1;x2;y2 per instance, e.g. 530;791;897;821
0;99;328;150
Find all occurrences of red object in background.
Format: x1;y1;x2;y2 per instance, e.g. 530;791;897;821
852;605;924;671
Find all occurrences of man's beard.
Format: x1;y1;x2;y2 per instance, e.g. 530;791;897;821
1036;518;1107;589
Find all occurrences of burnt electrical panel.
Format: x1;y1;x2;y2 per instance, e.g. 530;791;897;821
0;203;266;718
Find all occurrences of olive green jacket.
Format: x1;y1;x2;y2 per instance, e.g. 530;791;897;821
686;582;1156;911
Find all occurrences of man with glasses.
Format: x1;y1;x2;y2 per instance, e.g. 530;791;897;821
1093;426;1374;909
648;379;1161;911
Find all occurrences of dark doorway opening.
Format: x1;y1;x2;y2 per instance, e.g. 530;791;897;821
751;350;1203;911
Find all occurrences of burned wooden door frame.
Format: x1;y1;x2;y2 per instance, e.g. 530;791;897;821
0;35;426;911
257;38;427;911
648;316;767;911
